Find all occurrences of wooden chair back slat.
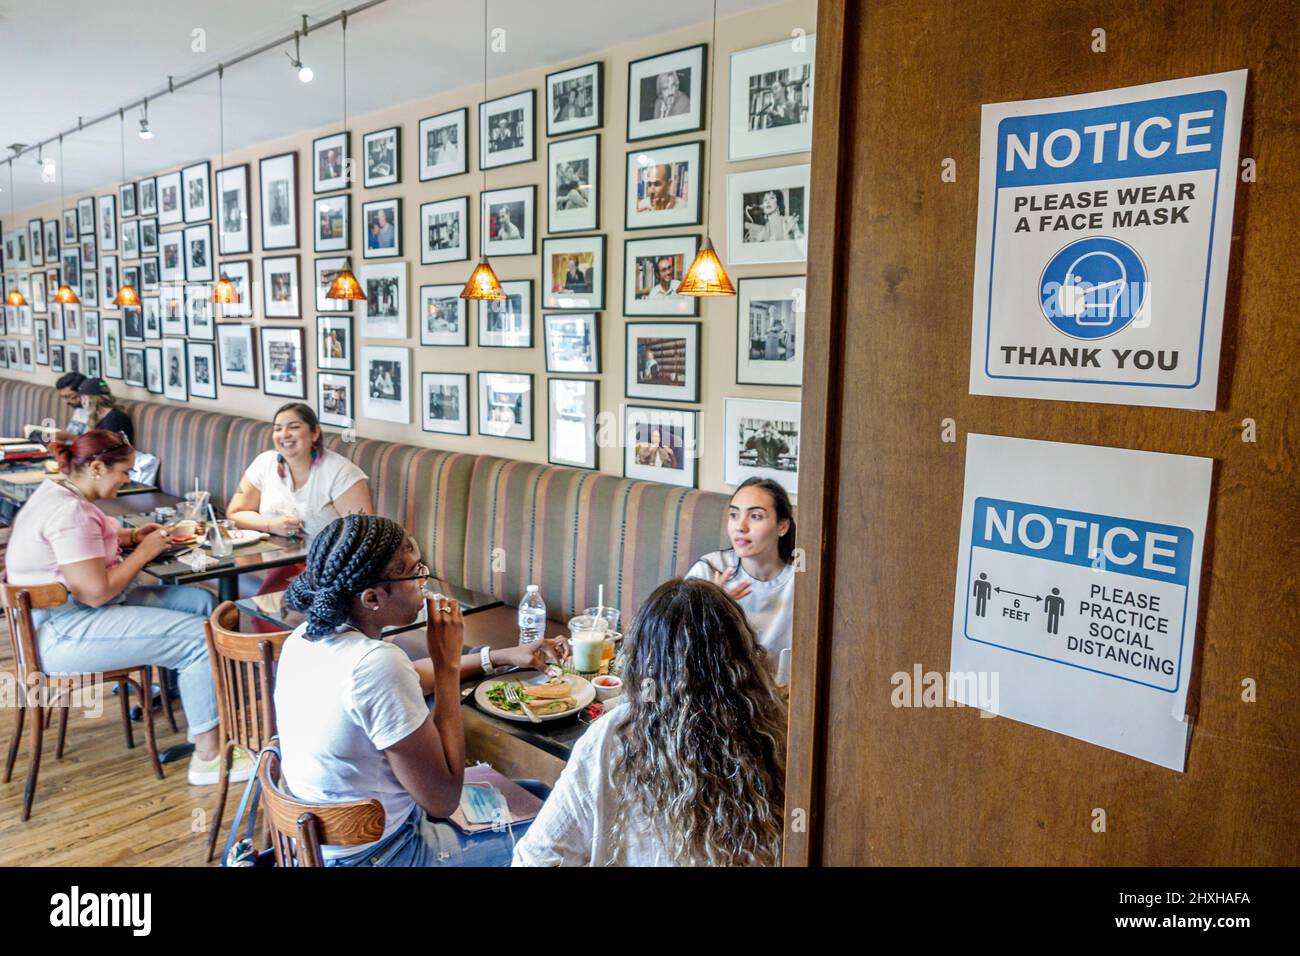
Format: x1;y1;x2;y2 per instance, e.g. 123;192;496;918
0;582;68;683
259;748;385;867
204;601;289;753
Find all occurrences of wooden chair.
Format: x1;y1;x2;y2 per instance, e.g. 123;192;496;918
1;581;168;821
203;600;290;861
259;745;385;867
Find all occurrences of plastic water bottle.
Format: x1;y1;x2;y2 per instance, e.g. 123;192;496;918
518;585;546;645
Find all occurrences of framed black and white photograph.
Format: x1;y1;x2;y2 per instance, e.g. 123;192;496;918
49;300;65;340
120;182;137;218
102;317;123;379
139;218;159;255
34;319;48;365
50;344;66;374
121;219;140;260
546;61;603;137
361;198;401;259
81;236;97;271
187;340;218;399
85;348;102;380
480;185;534;258
317;315;353;371
419;196;468;265
737;275;804;386
142;296;161;339
160;285;186;336
92;259;110;307
479;89;535;170
625;140;703;230
215;259;251;319
31;272;47;314
78;196;97;235
543;312;600;373
313;132;350;193
729;35;815;161
162;337;188;401
183;223;214;282
138;177;158;217
318;371;354;428
626;44;707;142
215;164;251;255
28;219;43;267
123;305;144;342
548;377;599;470
477;279;533;348
623;404;697;488
547;135;599;234
624;235;700;316
625;321;700;403
123;265;140;296
314;194;350;253
363;126;400;188
159;230;184;282
63;208;79;244
418;283;467;347
315;256;353;313
418;107;468;181
217;323;257;388
19;340;34;372
421;372;469;436
260;326;306;399
124;347;146;387
84;309;100;346
477;371;532;441
182;161;212;223
156;171;182;226
44;219;59;261
61;248;81;293
723;397;801;495
98;194;117;251
185;284;215;340
359;262;406;338
727;164;810;264
361;345;410;424
261;255;301;319
66;344;84;376
259;152;299;250
541;234;606;310
144;346;162;393
140;256;160;293
63;302;81;339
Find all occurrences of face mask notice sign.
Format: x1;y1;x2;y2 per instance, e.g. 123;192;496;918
949;434;1212;771
969;70;1246;409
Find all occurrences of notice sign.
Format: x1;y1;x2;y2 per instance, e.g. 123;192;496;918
969;71;1246;409
949;434;1212;770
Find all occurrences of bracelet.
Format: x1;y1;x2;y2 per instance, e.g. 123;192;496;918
129;527;139;545
480;646;496;676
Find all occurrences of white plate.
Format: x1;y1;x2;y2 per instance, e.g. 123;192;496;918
474;670;595;723
226;529;263;547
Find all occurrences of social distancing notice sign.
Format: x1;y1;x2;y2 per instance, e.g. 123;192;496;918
969;71;1246;409
950;435;1212;771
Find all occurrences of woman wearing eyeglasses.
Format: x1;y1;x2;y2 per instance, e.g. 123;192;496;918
3;429;251;786
274;514;562;866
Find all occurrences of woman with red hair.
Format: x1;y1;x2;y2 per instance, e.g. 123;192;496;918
4;429;251;786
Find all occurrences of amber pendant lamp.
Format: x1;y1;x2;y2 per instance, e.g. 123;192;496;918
325;13;366;301
209;65;240;306
111;110;142;307
4;161;28;306
53;136;80;305
460;0;505;301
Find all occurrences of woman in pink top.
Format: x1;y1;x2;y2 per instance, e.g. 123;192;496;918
5;429;249;786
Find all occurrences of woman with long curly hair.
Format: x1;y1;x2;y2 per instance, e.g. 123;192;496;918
513;577;787;866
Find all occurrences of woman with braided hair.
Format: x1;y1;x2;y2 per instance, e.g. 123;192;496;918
273;514;563;866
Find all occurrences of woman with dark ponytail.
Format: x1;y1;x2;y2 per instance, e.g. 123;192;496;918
685;477;797;678
273;514;562;866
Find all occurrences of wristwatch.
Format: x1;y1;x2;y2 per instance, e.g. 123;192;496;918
480;646;497;676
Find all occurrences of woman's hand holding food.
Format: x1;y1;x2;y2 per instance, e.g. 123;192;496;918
425;594;465;676
493;638;564;673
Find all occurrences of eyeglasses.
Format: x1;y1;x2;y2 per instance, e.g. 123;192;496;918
374;561;431;587
91;431;132;461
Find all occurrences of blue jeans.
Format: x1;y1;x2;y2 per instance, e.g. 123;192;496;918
326;782;550;868
32;584;219;739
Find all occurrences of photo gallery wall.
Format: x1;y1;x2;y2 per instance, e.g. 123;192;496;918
0;30;813;495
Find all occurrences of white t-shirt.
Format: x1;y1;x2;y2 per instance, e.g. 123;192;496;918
273;623;429;860
512;705;679;866
243;448;367;537
67;407;90;436
685;550;795;673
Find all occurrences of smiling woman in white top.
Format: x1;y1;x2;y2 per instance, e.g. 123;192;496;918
227;402;373;539
513;577;787;866
684;477;796;678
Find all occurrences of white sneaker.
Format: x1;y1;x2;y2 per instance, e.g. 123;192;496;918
188;748;256;786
